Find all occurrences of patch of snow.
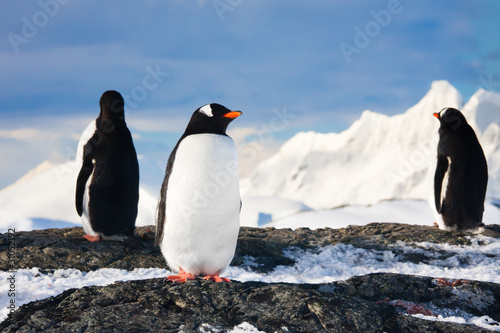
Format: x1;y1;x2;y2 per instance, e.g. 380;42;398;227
228;322;266;333
267;200;500;230
196;322;266;333
225;236;500;284
413;313;500;332
266;200;435;229
469;316;500;332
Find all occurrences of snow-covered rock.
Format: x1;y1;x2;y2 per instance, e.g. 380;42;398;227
245;81;500;209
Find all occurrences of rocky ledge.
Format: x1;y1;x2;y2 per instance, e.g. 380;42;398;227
1;223;495;273
1;223;499;332
1;274;499;332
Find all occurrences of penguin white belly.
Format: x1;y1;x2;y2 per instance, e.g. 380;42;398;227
76;120;98;235
161;134;240;276
81;168;96;236
75;120;97;175
435;157;451;230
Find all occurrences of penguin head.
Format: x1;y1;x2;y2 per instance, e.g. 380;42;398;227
185;103;242;135
99;90;125;120
433;107;467;131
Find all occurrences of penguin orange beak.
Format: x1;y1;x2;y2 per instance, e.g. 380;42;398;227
224;111;242;118
433;113;440;119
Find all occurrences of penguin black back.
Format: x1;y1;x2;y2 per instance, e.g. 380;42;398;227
75;90;139;238
433;107;488;230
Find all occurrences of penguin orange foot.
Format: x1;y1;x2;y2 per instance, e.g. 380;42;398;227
166;268;196;283
83;235;102;242
203;271;231;283
203;275;231;283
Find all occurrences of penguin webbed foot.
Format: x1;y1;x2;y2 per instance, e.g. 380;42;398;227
202;270;231;283
83;235;102;242
165;268;196;283
203;275;231;283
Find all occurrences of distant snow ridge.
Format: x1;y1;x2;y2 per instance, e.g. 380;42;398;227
245;81;500;209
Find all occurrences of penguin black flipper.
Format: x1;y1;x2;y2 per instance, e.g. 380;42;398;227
75;141;95;216
155;142;182;247
434;154;449;214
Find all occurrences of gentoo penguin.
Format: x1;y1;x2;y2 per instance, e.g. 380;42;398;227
432;107;488;231
75;90;140;245
155;103;242;283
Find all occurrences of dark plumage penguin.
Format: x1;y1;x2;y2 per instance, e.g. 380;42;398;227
156;103;242;283
75;90;140;245
433;107;488;231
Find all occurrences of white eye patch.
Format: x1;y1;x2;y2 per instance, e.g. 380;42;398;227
199;104;213;117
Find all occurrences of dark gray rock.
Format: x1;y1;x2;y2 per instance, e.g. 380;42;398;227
0;226;163;272
1;223;499;332
1;274;497;332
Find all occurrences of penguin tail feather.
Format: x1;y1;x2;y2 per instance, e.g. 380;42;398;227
477;227;500;238
123;234;148;249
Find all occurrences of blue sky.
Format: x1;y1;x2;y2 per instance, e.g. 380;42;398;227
0;0;499;188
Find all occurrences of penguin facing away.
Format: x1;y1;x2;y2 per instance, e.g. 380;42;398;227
75;90;140;245
156;103;242;283
432;107;488;231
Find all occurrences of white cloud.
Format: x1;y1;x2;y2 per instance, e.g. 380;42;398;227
0;128;60;141
127;112;188;133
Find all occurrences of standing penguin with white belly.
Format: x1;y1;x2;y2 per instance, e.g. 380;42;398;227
156;103;242;283
432;107;488;231
75;90;140;245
